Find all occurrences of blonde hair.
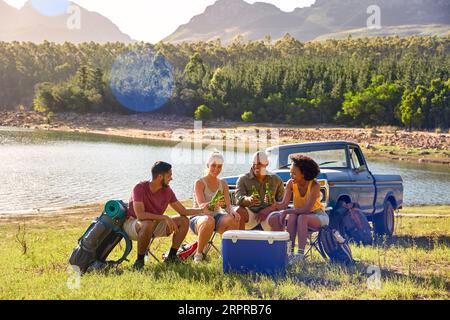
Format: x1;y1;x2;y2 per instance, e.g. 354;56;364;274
204;151;224;175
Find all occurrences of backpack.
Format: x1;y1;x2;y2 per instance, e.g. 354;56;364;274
69;200;132;274
318;226;354;265
162;241;199;261
331;203;373;246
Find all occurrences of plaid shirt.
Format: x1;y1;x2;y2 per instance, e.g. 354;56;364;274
235;169;285;213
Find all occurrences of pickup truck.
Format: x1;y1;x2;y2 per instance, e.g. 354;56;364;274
224;141;404;236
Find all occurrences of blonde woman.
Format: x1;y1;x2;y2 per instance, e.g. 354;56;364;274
190;152;240;263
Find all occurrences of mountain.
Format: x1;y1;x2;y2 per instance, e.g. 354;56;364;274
0;0;133;43
164;0;450;43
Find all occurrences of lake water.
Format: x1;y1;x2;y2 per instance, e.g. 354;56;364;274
0;128;449;214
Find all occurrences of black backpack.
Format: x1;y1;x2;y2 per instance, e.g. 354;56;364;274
318;226;354;265
331;203;373;246
69;201;132;274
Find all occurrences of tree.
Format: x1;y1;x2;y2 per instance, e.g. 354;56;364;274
241;111;255;123
343;76;403;126
399;88;425;130
194;104;213;121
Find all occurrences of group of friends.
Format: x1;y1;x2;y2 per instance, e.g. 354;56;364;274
123;151;329;270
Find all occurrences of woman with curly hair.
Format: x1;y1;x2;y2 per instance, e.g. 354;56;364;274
269;154;329;264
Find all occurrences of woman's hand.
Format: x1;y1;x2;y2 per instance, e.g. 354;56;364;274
216;198;226;211
280;208;298;218
200;202;212;215
278;211;287;227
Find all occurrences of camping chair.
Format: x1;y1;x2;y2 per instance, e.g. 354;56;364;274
304;207;333;260
204;231;221;256
145;236;160;263
145;231;221;263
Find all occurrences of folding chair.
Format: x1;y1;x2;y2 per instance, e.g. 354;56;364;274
204;231;221;256
145;231;221;262
145;236;160;263
304;207;333;260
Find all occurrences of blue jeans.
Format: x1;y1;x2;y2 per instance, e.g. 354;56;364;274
189;214;226;235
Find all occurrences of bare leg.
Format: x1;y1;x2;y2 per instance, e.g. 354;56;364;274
196;216;215;254
286;214;298;254
216;215;239;234
136;221;156;256
236;207;249;230
268;212;284;231
168;215;189;250
297;215;322;252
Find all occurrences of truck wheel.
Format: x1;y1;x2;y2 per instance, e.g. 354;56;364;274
373;201;395;237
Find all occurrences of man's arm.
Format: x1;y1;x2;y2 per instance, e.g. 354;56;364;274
235;176;253;207
276;179;293;210
170;201;210;217
133;202;167;222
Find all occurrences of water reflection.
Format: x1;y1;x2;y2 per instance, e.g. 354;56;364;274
0;129;449;213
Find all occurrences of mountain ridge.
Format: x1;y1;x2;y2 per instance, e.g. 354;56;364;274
0;0;133;43
164;0;450;43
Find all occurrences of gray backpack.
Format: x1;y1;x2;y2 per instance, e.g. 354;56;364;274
69;201;132;274
318;226;354;265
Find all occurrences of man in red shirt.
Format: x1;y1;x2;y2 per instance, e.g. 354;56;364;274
124;161;210;270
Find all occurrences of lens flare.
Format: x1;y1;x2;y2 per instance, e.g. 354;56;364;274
109;48;174;113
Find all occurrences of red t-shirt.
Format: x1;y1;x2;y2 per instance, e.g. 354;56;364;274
127;181;178;220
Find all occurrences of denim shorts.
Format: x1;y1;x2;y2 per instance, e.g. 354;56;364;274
313;209;330;227
271;208;329;227
189;214;225;235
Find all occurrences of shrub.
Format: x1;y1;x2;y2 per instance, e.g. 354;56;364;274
241;111;255;123
194;104;213;121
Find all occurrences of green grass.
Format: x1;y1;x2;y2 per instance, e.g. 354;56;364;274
0;205;449;300
365;144;449;160
399;206;450;216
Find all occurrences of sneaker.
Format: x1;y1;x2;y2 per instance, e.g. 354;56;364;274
194;252;204;263
288;253;304;266
132;259;145;271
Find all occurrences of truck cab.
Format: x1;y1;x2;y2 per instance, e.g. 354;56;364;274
225;141;404;236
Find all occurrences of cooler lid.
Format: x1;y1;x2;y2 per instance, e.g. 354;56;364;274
223;230;290;242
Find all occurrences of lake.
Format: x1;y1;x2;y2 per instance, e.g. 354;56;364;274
0;128;449;214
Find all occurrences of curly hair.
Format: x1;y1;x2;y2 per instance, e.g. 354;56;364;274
290;155;320;181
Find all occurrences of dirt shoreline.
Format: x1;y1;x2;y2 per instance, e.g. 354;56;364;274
1;111;449;165
0;203;448;223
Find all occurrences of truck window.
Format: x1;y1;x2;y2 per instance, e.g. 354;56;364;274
350;147;365;169
289;148;347;169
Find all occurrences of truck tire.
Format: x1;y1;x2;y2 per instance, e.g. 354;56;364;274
373;201;395;237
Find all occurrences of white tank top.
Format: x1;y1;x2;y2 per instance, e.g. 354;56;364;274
193;177;224;211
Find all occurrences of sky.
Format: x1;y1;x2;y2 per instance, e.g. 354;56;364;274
4;0;316;43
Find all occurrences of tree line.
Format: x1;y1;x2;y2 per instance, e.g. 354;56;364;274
0;34;449;129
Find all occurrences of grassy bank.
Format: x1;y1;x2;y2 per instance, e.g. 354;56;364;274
0;204;449;300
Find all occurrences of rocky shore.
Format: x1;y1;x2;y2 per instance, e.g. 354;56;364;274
1;111;449;165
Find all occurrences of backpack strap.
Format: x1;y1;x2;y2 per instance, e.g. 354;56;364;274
110;228;133;265
97;215;133;266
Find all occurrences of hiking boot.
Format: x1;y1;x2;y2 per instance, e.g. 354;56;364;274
164;254;183;265
132;259;145;271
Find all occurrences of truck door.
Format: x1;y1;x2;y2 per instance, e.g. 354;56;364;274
348;146;376;215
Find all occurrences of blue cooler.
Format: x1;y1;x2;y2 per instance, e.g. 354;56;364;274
222;231;290;276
